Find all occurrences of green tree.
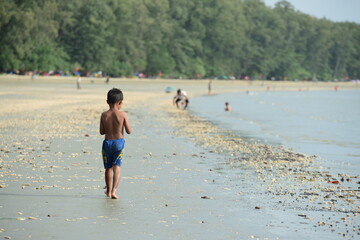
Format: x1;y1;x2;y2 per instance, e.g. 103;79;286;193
306;19;333;80
62;0;116;72
203;0;247;77
242;0;285;78
0;0;69;71
0;0;359;79
345;23;360;79
330;23;357;80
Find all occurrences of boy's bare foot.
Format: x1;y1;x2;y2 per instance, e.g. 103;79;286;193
104;190;110;197
111;191;119;199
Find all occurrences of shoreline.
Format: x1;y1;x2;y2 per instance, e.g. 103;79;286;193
1;74;359;88
161;85;360;238
0;76;359;239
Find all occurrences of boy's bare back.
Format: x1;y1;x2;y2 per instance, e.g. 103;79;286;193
100;109;131;140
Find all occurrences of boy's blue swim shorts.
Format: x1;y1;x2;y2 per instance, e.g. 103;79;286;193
102;138;125;169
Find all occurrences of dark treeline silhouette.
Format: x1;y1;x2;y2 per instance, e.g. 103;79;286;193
1;0;359;80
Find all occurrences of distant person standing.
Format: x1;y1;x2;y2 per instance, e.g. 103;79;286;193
106;77;110;84
208;80;212;95
225;102;232;111
30;71;36;81
77;76;81;89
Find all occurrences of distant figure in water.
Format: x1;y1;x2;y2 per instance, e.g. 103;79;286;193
173;89;189;110
334;85;339;91
225;102;232;111
246;90;254;96
208;80;212;95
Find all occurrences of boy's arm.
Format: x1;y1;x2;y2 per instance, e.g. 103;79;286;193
123;112;132;134
99;114;105;135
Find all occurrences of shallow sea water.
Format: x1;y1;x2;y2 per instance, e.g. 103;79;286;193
190;89;360;175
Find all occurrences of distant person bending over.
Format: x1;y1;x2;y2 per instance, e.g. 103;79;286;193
100;88;132;199
225;102;232;111
173;89;189;110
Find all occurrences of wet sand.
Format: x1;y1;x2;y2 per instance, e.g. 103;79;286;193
0;76;359;239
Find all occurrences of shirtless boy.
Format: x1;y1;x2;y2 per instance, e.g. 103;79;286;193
225;102;232;111
100;88;132;199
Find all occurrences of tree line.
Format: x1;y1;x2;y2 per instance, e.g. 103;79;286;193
1;0;359;80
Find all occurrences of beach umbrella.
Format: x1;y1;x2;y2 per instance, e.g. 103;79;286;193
165;86;174;93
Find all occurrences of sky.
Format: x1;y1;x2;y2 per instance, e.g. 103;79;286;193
263;0;360;23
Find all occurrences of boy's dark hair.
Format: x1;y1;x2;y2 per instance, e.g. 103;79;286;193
107;88;123;104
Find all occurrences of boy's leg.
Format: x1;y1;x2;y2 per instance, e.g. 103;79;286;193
105;168;113;197
111;165;121;199
184;99;189;109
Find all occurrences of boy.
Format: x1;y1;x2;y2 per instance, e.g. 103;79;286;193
225;102;232;111
100;88;132;199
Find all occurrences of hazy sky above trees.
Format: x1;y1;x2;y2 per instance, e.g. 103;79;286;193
263;0;360;23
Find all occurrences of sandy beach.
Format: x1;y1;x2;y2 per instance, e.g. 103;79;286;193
0;76;359;240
